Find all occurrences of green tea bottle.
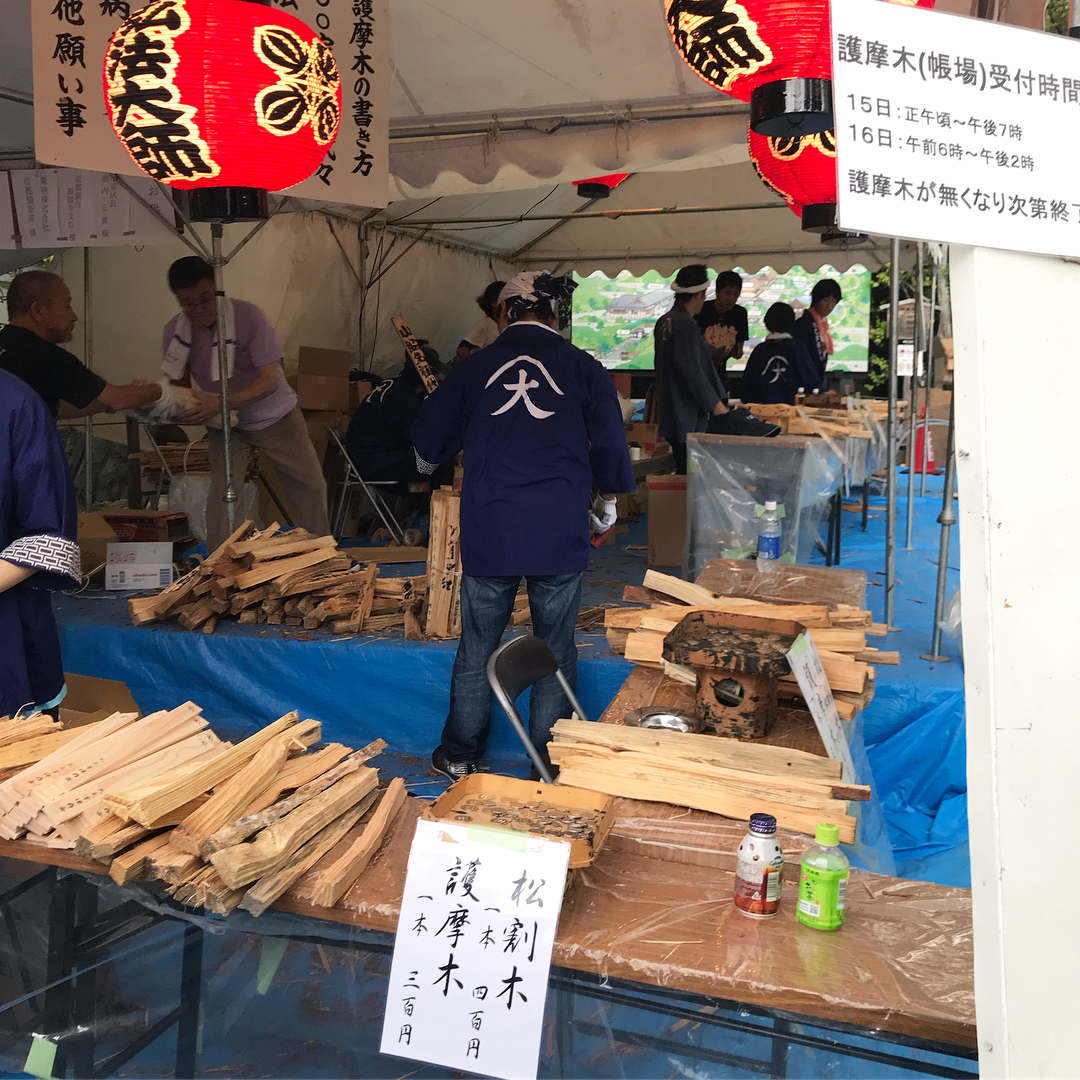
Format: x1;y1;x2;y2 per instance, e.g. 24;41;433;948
796;823;849;931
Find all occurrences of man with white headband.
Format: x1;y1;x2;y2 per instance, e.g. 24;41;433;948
413;271;636;781
653;264;730;474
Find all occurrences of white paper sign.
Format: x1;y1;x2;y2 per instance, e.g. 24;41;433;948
105;542;174;591
274;0;390;208
832;0;1080;258
381;819;570;1080
785;632;858;783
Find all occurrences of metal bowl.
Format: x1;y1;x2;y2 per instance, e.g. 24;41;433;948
623;707;704;734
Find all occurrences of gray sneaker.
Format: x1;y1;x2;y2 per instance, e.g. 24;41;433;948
431;746;477;781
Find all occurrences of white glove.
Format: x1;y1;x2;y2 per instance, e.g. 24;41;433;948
139;378;197;421
589;494;618;535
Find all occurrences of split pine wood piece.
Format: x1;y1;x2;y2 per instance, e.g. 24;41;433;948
230;587;270;614
348;564;380;633
244;743;351;816
0;716;61;748
307;777;407;908
226;533;336;561
340;546;428;566
169;727;312;855
178;596;216;631
238;793;377;916
210;767;379;890
551;718;841;781
425;488;462;639
362;612;406;632
234;545;343;591
0;729;87;770
201;739;386;856
109;831;175;885
641;570;719;607
146;840;200;885
855;649;900;665
404;601;423;641
624;631;665;666
807;628;868;653
104;711;316;827
75;795;209;860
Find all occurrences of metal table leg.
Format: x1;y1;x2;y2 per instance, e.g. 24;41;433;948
71;880;98;1079
174;925;203;1079
43;870;77;1078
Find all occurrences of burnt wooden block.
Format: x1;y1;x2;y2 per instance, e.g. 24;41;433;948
696;669;779;740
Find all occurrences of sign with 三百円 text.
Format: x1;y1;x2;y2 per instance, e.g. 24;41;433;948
831;0;1080;257
380;819;570;1080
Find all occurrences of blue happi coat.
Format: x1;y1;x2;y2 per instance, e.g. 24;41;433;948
0;369;81;714
412;322;635;577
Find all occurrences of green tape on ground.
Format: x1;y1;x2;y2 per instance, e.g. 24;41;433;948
466;825;529;851
23;1036;57;1079
257;937;289;995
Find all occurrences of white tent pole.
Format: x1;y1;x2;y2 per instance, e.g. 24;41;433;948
210;223;237;535
885;236;900;630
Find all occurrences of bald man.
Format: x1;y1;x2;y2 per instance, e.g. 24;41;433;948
0;270;160;418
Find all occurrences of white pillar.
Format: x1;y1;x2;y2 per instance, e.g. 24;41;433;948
951;245;1080;1078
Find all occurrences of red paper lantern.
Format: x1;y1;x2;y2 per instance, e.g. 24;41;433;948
572;173;629;198
748;127;836;217
104;0;341;191
663;0;831;104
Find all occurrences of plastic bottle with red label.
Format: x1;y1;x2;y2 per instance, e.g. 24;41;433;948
734;813;784;917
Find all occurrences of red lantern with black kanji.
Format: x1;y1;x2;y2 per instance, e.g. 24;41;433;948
104;0;341;192
572;174;629;198
748;127;836;219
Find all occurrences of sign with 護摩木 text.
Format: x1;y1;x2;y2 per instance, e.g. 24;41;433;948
380;819;570;1080
832;0;1080;257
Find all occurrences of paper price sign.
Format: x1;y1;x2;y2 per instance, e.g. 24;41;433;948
381;819;570;1080
786;633;858;784
832;0;1080;257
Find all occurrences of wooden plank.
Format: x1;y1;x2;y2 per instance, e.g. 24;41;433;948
234;546;342;591
642;570;719;607
238;794;376;917
226;534;337;560
0;728;87;770
390;314;440;394
855;649;900;666
209;768;379;890
109;832;174;885
339;546;428;565
305;778;407;908
244;744;352;815
624;631;665;665
0;716;62;748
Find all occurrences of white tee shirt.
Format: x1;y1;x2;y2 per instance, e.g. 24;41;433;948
462;314;499;349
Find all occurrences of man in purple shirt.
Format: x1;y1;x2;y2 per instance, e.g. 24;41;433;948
162;257;330;549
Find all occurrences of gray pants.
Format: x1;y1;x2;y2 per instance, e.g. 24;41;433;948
206;407;330;551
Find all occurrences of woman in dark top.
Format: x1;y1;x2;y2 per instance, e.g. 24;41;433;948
741;302;825;405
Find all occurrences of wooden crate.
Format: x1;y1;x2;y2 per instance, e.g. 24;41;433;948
423;773;615;869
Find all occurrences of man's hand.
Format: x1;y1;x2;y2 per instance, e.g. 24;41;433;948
712;400;729;415
180;388;222;424
589;493;618;535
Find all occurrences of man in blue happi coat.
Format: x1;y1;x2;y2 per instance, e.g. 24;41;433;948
741;302;825;405
0;369;82;717
413;272;636;780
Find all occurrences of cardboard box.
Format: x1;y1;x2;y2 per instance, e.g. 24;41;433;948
647;475;687;567
100;509;190;543
616;479;649;521
77;512;118;575
60;673;141;727
626;422;659;452
105;542;174;591
298;346;351;378
294;373;350;412
349;378;374;414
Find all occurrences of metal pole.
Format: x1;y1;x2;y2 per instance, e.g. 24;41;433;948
920;265;938;497
82;247;93;511
210;223;237;535
921;393;957;662
904;242;923;548
885;237;900;630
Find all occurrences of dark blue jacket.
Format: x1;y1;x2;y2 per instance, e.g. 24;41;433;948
345;376;422;475
412;322;635;577
792;311;829;384
741;336;825;404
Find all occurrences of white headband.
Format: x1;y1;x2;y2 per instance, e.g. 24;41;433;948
675;279;709;293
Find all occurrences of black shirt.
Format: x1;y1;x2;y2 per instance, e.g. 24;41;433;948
345;376;423;475
0;325;106;418
694;300;750;342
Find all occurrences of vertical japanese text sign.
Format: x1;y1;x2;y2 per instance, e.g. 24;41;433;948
381;820;571;1080
832;0;1080;257
786;632;857;783
274;0;389;208
32;0;139;175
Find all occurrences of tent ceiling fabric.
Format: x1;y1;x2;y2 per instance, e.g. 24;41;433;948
359;164;889;275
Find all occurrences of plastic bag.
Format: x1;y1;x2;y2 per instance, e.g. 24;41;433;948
939;586;961;638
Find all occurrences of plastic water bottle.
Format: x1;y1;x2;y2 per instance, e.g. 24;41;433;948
756;500;781;573
796;823;850;931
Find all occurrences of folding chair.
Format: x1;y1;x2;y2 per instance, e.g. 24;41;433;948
327;426;406;544
487;634;590;784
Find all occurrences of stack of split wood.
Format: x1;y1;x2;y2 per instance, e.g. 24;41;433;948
607;570;898;720
549;718;867;843
425;487;461;639
134;441;211;487
128;520;426;637
0;704;407;918
746;398;908;440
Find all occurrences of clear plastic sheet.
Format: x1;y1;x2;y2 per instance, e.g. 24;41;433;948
684;434;844;580
166;475;261;543
694;557;867;610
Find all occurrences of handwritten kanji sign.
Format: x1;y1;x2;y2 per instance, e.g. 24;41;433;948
381;819;570;1080
786;632;857;783
832;0;1080;257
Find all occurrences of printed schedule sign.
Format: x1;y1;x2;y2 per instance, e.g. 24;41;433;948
381;819;570;1080
831;0;1080;257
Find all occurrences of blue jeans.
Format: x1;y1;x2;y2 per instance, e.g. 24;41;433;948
440;573;583;766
